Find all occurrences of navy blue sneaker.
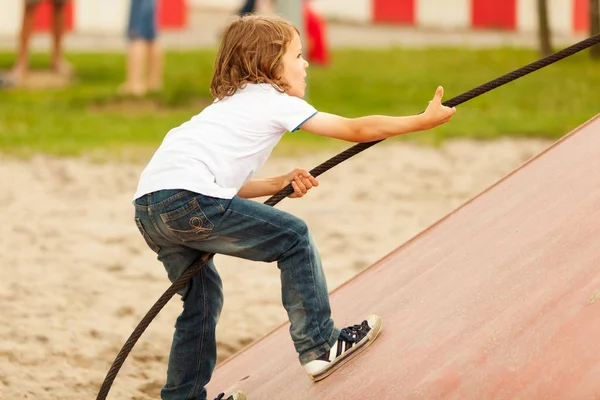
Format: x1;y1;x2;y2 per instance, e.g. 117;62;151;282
303;315;382;381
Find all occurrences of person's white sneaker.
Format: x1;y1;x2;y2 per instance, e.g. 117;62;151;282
303;315;382;381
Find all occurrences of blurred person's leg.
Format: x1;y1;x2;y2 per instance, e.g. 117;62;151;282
11;0;40;83
146;0;162;92
50;0;73;76
148;40;163;92
121;40;147;96
121;0;148;96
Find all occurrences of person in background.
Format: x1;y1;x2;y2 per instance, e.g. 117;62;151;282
237;0;256;15
236;0;275;17
8;0;72;85
119;0;163;96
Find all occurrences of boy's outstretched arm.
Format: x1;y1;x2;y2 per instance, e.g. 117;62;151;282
299;86;456;143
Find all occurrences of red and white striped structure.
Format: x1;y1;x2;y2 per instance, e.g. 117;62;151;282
313;0;591;35
0;0;187;36
0;0;592;37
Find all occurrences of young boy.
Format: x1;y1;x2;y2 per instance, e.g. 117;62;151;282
133;14;455;400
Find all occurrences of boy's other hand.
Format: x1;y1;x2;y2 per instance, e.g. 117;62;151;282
422;86;456;130
281;168;319;198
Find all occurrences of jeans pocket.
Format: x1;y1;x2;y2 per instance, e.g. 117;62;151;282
160;197;214;242
135;217;161;253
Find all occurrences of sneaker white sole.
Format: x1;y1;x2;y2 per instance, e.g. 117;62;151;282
231;391;246;400
309;315;383;382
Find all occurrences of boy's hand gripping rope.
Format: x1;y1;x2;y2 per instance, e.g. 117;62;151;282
96;33;600;400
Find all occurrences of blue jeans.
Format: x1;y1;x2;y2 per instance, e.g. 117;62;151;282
127;0;157;41
134;189;340;400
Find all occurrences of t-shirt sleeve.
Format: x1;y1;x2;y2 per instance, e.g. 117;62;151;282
271;94;318;132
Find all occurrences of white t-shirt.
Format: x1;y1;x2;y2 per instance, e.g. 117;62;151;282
133;84;318;200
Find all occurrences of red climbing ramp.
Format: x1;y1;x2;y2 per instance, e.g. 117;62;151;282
207;115;600;399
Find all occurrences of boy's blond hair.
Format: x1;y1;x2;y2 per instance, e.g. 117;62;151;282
210;15;299;100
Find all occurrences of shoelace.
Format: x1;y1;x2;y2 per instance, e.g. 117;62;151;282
340;320;369;343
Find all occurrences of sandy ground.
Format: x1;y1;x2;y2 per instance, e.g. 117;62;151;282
0;138;551;399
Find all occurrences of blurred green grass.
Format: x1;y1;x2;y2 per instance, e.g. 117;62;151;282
0;46;598;161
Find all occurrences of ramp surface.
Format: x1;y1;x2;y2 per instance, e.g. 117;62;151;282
207;115;600;399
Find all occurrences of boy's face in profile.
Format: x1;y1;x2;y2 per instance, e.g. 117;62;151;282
280;31;309;99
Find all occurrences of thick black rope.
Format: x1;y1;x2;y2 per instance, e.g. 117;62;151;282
266;33;600;205
96;33;600;400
